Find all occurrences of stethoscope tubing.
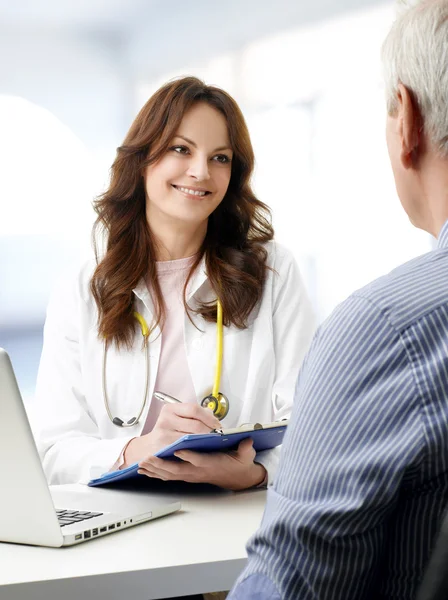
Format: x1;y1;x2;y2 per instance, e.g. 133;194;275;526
102;336;150;428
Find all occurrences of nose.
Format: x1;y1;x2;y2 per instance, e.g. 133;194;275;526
186;154;210;181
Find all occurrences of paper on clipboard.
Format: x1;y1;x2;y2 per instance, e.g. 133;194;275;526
213;421;287;435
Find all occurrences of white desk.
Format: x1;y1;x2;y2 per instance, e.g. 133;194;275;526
0;482;266;600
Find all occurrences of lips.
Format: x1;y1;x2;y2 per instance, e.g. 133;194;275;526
172;185;211;197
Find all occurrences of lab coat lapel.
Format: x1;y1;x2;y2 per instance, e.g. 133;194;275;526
186;255;208;301
132;279;155;316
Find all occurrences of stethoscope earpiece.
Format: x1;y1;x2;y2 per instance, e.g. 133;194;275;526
112;416;137;427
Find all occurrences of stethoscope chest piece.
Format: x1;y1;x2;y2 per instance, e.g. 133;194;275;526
201;392;229;421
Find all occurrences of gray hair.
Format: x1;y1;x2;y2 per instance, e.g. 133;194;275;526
382;0;448;156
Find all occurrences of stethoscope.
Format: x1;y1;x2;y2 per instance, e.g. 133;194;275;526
102;300;230;427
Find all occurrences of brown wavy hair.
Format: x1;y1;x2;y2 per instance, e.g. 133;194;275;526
91;76;274;348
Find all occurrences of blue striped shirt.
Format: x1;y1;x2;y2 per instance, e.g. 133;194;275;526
228;222;448;600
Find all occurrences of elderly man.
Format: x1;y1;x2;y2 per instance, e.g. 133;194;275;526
228;1;448;598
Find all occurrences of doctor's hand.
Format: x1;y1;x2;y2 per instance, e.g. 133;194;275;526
123;403;221;467
137;438;267;491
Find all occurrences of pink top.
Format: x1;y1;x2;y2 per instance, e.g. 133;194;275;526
141;255;198;434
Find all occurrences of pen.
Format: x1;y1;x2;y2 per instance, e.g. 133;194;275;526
153;391;182;404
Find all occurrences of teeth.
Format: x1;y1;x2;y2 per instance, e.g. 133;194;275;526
176;186;207;197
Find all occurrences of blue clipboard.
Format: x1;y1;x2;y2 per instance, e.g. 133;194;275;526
88;422;287;487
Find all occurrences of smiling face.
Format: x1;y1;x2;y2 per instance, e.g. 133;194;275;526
144;102;233;229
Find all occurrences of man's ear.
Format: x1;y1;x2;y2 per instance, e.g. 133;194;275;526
396;83;422;169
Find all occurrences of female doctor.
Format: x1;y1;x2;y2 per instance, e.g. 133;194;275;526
34;76;316;489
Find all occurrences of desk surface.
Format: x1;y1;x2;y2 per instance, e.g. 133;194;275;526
0;482;266;600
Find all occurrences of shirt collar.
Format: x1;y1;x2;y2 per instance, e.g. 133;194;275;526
437;220;448;249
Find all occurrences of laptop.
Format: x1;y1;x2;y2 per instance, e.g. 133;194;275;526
0;348;181;547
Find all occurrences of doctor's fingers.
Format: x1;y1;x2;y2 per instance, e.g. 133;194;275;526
138;458;200;482
160;403;220;430
158;410;219;434
137;464;175;481
138;468;170;481
137;467;201;483
173;450;211;468
235;438;257;462
139;455;189;474
162;403;221;429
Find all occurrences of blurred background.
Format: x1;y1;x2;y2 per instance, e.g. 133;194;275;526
0;0;431;402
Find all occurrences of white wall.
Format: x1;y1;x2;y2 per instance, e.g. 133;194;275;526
0;27;129;327
0;27;131;160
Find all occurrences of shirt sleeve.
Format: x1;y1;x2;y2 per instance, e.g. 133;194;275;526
32;271;135;485
228;294;424;600
254;245;317;484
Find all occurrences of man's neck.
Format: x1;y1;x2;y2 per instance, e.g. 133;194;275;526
413;147;448;238
422;156;448;238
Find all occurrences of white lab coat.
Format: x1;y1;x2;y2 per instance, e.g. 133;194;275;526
33;241;316;485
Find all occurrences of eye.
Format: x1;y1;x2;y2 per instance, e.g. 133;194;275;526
213;154;232;164
169;145;190;155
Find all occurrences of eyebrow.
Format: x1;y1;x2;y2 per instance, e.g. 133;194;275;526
174;135;232;153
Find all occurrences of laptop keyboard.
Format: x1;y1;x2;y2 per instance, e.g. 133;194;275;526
56;509;103;527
